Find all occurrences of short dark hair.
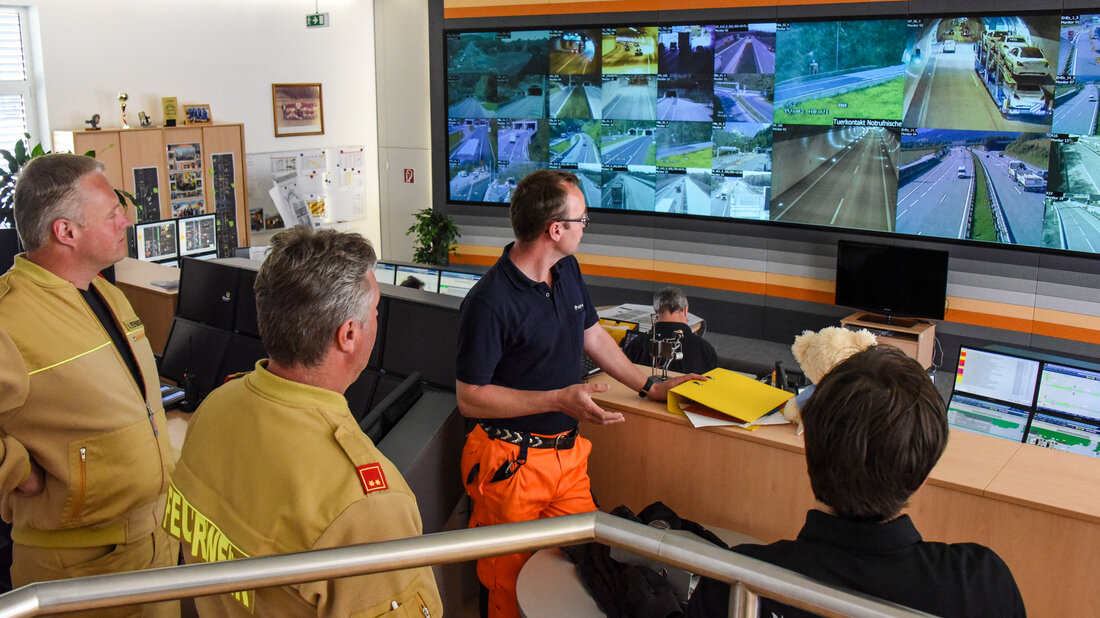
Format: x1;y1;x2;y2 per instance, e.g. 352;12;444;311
801;345;947;522
14;154;106;251
509;169;579;242
255;226;378;367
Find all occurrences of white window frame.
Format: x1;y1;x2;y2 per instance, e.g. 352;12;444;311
0;6;40;150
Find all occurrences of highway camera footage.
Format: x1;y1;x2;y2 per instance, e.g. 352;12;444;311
445;13;1100;254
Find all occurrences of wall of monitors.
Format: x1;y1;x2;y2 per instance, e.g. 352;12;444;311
444;13;1100;254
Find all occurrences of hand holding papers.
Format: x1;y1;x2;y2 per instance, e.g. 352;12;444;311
668;368;793;430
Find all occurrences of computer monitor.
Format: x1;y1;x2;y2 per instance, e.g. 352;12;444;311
217;333;267;384
439;270;481;298
1035;362;1100;424
1025;412;1100;458
159;317;233;401
374;262;397;286
947;346;1042;443
345;368;383;424
381;296;459;387
177;258;240;331
233;267;260;337
395;265;440;293
133;219;178;262
951;346;1041;408
177;213;217;257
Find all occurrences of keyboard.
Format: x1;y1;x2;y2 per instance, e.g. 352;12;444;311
580;356;602;381
160;382;186;410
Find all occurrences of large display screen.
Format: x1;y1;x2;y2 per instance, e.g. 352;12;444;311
444;12;1100;253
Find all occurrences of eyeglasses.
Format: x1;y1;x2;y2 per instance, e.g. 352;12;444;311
556;214;590;228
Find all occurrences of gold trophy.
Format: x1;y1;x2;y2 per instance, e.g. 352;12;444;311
118;92;129;129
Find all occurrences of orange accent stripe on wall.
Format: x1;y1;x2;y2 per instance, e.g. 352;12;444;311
945;308;1033;333
1032;321;1100;345
766;284;833;305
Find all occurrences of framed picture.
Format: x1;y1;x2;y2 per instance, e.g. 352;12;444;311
182;104;212;125
272;83;324;137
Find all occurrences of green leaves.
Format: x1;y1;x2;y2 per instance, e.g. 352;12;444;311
406;208;461;265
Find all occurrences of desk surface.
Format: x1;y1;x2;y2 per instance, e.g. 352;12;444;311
587;370;1100;525
114;257;180;295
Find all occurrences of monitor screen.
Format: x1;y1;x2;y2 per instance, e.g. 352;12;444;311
134;220;178;262
834;239;949;320
947;393;1031;442
381;296;459;387
375;262;397;286
439;270;481;298
1025;412;1100;458
1036;362;1100;423
217;333;267;384
234;267;260;337
177;258;240;331
395;265;441;293
952;346;1041;407
159;317;233;400
177;214;217;256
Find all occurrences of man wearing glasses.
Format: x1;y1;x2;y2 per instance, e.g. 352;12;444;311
455;169;701;617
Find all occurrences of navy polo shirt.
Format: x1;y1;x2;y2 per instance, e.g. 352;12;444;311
456;243;598;435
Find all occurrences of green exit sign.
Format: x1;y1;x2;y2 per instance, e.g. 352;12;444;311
306;12;329;28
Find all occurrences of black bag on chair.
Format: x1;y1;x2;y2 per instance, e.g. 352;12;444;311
562;502;728;618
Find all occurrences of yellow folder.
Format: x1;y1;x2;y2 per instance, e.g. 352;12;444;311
667;368;793;424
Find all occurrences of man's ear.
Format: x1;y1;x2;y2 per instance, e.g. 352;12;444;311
52;218;78;249
334;319;357;354
546;220;563;241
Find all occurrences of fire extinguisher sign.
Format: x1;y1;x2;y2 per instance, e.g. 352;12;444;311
403;168;414;183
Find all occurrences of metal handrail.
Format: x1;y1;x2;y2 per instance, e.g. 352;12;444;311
0;512;931;617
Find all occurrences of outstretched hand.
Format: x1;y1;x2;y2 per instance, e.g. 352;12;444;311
558;382;624;425
646;373;707;402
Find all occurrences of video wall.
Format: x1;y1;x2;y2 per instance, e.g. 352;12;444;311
445;13;1100;254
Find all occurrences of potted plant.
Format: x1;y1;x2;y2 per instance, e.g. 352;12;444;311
406;207;460;265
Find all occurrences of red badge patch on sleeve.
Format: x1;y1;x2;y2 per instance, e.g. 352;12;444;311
357;463;388;495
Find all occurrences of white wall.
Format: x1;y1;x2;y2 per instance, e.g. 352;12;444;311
373;0;432;262
25;0;382;248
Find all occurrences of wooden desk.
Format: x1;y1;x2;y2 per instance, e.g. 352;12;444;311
114;258;179;354
583;372;1100;617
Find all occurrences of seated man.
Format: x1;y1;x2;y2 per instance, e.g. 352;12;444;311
165;227;442;617
623;286;718;374
690;345;1025;617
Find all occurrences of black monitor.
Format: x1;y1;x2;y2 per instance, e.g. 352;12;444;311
217;334;267;384
345;368;383;424
360;372;423;444
0;229;18;273
159;317;233;401
380;296;459;387
439;270;481;298
834;240;949;321
177;258;241;330
233;267;260;337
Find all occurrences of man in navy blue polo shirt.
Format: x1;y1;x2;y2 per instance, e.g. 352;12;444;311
456;169;701;617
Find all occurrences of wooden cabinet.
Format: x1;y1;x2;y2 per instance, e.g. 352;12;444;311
54;124;250;251
840;311;935;368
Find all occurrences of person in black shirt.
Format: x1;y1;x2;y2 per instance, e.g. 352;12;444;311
623;286;718;374
690;345;1026;617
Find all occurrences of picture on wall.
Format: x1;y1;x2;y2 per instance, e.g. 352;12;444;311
272;83;325;137
211;153;236;213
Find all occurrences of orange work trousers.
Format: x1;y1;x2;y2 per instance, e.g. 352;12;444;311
461;423;596;618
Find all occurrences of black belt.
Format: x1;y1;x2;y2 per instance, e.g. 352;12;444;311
479;422;578;450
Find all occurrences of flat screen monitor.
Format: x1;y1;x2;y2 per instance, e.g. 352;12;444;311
233;267;260;337
439;270;481;298
395;265;440;293
834;240;949;320
374;262;397;286
217;333;267;384
1036;362;1100;424
159;317;233;401
177;258;240;331
947;393;1031;443
1025;412;1100;458
952;346;1040;407
381;296;459;387
360;372;423;444
134;220;178;262
177;214;217;257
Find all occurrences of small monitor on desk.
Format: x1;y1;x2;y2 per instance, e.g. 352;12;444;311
374;262;396;286
177;213;217;257
159;317;233;401
395;265;440;293
177;258;240;331
133;220;178;262
948;347;1041;443
439;270;480;298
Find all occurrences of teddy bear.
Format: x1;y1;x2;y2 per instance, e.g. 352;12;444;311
782;326;877;432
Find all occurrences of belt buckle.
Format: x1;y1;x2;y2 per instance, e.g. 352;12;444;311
553;432;568;450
